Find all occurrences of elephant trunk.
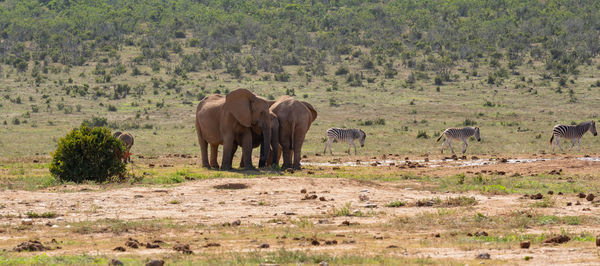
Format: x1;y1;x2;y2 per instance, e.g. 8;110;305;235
258;123;271;168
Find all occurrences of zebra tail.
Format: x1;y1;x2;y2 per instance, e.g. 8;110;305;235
436;134;443;142
550;134;554;144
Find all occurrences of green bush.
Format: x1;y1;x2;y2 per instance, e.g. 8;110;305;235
50;126;125;183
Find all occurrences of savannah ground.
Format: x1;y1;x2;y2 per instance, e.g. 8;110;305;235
3;1;600;264
2;154;600;265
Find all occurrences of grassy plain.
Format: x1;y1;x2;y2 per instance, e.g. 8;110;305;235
3;40;600;264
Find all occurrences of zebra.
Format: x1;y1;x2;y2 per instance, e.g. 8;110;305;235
114;131;134;163
323;128;366;155
436;127;481;154
550;121;597;152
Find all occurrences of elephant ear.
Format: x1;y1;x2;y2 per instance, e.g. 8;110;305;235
301;101;318;122
225;89;255;127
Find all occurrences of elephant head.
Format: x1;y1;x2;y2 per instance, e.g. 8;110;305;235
223;89;272;168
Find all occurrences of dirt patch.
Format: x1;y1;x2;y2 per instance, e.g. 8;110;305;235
213;183;249;190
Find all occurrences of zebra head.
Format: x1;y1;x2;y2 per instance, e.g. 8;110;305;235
591;121;598;136
359;129;366;147
474;127;481;141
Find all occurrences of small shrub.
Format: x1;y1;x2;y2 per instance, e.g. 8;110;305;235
274;72;290;82
463;119;477;126
335;66;349;76
107;105;117;112
386;201;406;207
49;126;126;183
416;130;429;139
81;116;108;128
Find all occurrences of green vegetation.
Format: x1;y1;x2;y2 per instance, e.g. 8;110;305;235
49;126;125;183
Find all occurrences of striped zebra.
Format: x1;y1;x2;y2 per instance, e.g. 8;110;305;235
436;127;481;154
550;121;597;152
323;128;366;155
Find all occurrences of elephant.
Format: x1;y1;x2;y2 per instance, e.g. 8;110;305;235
270;96;317;169
234;110;279;168
195;88;273;170
113;131;134;163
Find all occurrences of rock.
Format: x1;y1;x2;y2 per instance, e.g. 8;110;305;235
558;192;563;195
547;191;554;195
434;233;440;238
387;245;398;248
359;194;369;201
259;243;270;248
301;188;307;193
578;192;586;198
109;259;124;266
530;193;543;200
145;242;160;249
145;260;165;266
596;236;600;247
113;246;126;252
13;240;49;252
576;201;581;205
567;202;572;206
374;236;383;240
363;203;377;208
319;196;327;201
520;241;530;249
204;242;220;247
311;239;320;246
324;240;337;245
231;220;241;226
302;194;318;200
587;194;595;201
21;219;33;225
474;231;488;236
476;253;491;259
319;262;329;266
125;238;140;249
543;235;570;244
173;243;193;254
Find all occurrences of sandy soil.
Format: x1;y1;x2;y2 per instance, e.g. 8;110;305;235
2;156;600;264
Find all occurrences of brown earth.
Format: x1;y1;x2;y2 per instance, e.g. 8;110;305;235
2;156;600;264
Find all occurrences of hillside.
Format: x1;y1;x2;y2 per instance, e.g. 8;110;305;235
1;0;600;157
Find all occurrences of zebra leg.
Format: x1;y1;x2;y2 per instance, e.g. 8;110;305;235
569;139;576;151
347;141;352;155
556;137;563;152
441;139;446;154
462;139;468;154
578;138;581;152
351;140;357;155
448;140;455;154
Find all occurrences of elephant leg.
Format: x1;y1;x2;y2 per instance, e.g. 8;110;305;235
281;141;292;169
241;131;254;169
221;135;234;170
199;139;210;168
292;132;306;170
209;144;220;169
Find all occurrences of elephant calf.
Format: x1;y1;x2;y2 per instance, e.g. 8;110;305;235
114;131;134;163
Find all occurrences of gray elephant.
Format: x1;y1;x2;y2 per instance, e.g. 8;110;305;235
270;96;317;169
195;88;273;170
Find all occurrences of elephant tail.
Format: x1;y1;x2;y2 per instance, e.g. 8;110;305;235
290;120;296;150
